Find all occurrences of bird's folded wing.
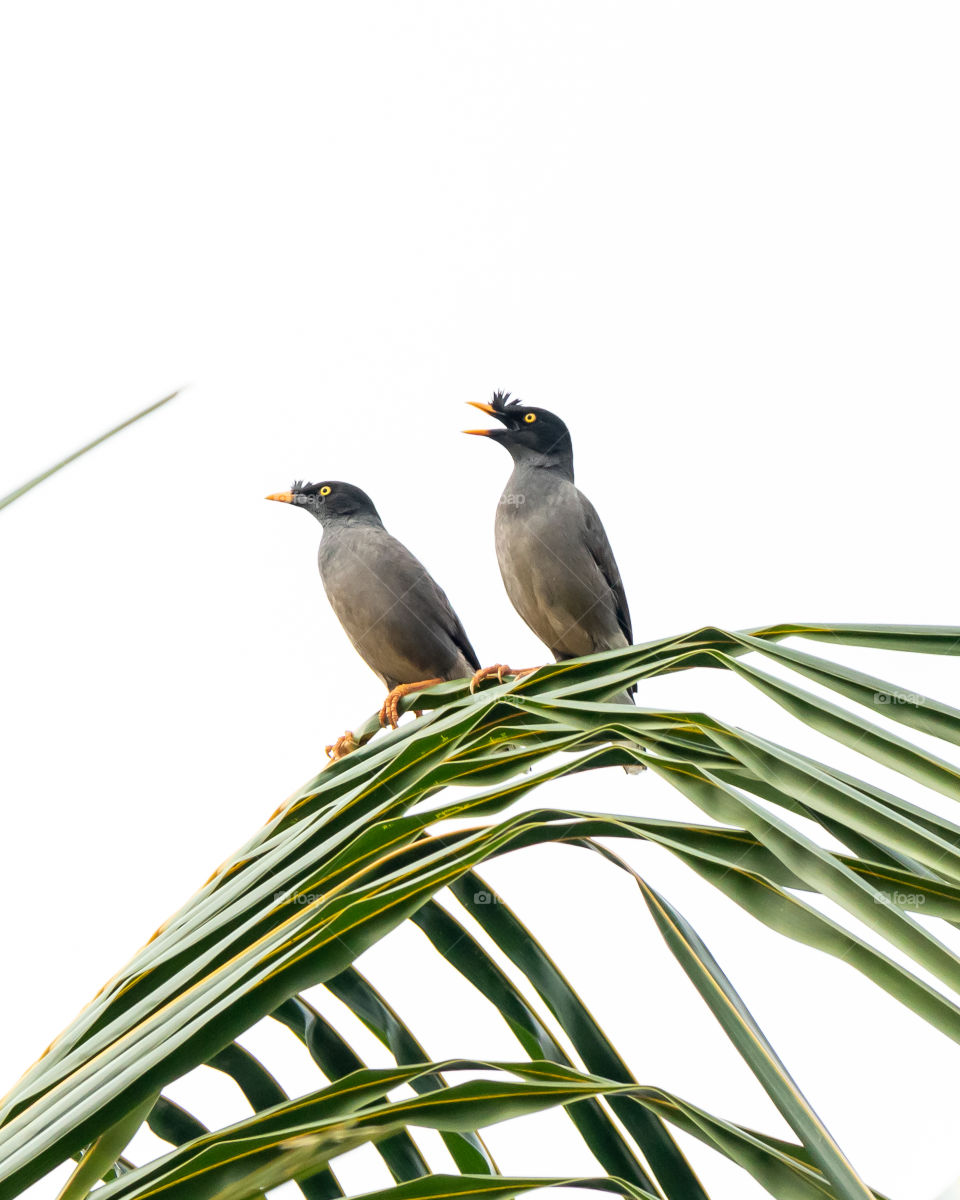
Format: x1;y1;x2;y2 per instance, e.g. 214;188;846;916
580;493;633;645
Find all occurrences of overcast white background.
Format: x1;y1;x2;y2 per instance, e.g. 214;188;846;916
2;3;959;1198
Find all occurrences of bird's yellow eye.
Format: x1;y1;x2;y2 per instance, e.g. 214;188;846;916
320;485;332;496
524;412;537;424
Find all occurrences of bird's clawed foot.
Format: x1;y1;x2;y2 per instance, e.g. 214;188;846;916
325;730;359;764
469;664;538;693
379;678;445;729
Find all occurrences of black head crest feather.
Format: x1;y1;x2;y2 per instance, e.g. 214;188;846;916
491;390;521;412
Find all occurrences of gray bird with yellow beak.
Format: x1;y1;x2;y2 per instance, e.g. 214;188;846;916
464;391;635;703
267;480;481;755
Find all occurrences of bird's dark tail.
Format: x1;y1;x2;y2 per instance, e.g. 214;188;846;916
610;682;641;773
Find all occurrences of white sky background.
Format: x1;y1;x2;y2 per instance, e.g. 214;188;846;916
1;3;959;1197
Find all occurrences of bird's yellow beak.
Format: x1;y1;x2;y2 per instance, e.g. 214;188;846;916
463;400;497;435
265;491;294;503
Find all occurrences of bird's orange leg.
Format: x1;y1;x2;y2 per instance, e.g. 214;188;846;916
379;678;445;729
325;730;359;764
469;664;539;693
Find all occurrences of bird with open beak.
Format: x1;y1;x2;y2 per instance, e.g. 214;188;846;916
464;391;636;707
266;480;482;759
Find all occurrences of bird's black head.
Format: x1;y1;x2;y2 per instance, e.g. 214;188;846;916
463;391;574;478
265;480;382;527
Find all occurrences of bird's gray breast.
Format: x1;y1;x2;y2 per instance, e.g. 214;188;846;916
494;472;625;660
317;524;472;690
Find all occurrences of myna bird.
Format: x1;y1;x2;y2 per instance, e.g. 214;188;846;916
266;480;481;756
464;392;635;704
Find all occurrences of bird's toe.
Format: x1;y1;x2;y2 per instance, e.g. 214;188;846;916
325;730;359;764
378;693;398;729
470;664;538;692
379;679;445;727
470;664;508;692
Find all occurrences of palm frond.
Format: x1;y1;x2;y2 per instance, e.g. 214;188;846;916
0;389;182;513
5;623;958;1198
